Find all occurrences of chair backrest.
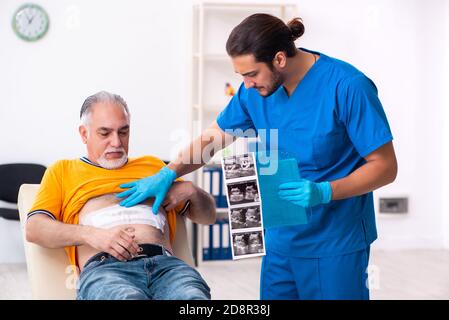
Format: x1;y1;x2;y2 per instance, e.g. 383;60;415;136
0;164;46;203
18;184;194;300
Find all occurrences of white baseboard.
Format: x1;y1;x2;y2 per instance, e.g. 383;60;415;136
372;235;445;251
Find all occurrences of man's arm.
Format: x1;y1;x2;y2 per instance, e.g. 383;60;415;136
162;181;217;225
26;215;139;261
330;141;398;200
184;183;217;225
26;215;86;248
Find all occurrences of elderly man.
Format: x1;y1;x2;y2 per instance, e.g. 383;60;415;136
26;91;216;300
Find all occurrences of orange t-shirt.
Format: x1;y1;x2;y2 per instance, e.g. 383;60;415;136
27;156;187;268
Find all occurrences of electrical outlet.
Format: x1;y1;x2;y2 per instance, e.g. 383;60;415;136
379;197;408;214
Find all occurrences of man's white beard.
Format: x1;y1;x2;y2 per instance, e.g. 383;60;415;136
97;152;128;169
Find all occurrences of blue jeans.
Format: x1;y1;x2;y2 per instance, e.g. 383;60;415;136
77;254;211;300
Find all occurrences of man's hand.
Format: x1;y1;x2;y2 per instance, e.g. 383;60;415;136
162;181;194;211
82;226;140;261
278;179;332;208
117;166;177;214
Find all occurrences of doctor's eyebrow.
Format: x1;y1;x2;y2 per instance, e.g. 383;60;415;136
238;70;258;77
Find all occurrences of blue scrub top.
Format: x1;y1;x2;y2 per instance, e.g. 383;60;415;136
216;48;393;258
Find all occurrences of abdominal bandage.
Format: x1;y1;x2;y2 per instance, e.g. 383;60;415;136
79;204;166;233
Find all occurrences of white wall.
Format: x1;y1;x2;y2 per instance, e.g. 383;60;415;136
201;0;449;250
0;0;192;164
0;0;447;259
443;0;449;249
298;0;448;249
0;0;194;262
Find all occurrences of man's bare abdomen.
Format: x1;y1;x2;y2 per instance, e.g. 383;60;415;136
77;194;172;271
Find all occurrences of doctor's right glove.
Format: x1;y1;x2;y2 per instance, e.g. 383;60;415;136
278;179;333;208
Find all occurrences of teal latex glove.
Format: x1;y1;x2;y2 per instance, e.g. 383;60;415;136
278;179;332;208
117;166;177;214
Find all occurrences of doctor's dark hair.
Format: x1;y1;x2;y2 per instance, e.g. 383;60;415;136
226;14;304;65
80;91;130;125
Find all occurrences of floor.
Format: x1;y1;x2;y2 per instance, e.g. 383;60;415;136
197;249;449;300
1;250;449;300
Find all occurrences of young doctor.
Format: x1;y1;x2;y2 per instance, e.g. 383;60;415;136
117;14;398;300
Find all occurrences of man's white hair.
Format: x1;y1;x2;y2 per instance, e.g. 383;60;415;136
80;91;130;127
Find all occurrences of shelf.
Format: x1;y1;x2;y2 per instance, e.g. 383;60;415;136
207;153;225;165
192;1;297;266
216;208;229;220
196;2;296;11
193;104;227;114
193;53;230;62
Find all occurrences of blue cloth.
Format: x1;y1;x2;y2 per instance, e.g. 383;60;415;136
257;157;308;228
77;254;210;300
217;48;393;258
260;247;370;300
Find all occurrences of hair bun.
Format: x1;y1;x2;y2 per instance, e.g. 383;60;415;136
287;17;305;40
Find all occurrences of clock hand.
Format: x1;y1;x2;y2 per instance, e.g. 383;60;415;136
28;14;36;24
24;12;32;24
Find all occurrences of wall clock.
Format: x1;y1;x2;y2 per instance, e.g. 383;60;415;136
12;3;49;42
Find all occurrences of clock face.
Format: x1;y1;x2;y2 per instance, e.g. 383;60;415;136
12;4;49;42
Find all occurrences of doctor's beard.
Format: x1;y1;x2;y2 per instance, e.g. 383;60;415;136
257;69;284;97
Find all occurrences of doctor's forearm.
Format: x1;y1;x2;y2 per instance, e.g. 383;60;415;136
168;121;233;178
168;133;219;178
167;134;208;177
330;159;397;201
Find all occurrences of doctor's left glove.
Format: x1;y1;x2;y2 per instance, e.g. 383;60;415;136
117;166;177;214
278;179;332;208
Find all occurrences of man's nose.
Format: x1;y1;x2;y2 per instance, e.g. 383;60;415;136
110;133;122;147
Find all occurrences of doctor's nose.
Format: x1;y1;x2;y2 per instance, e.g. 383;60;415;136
243;78;256;89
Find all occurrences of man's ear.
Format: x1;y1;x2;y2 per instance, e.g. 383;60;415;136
272;51;287;69
79;125;88;144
